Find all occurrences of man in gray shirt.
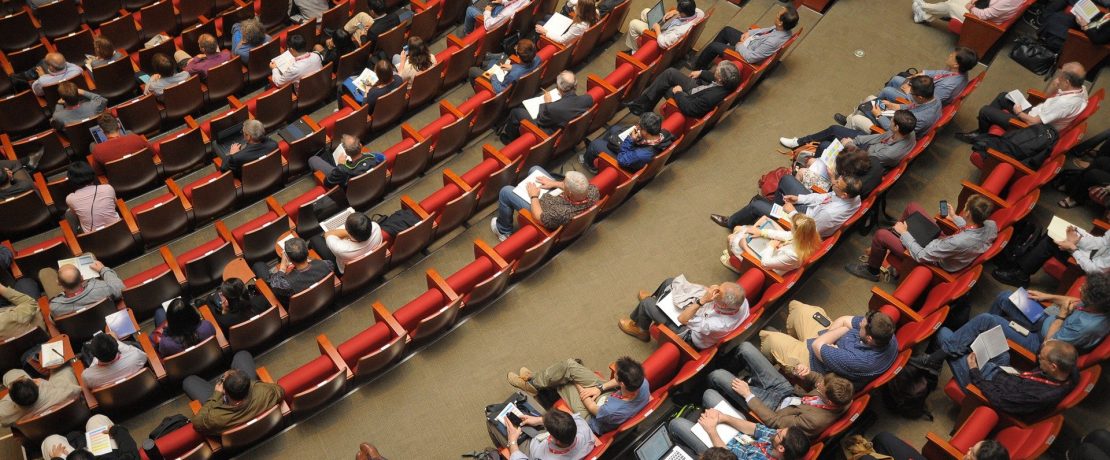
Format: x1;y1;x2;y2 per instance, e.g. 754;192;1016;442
31;53;83;97
878;47;978;105
51;82;107;130
81;333;148;389
846;194;998;281
507;410;594;460
40;260;124;317
780;110;918;170
691;5;799;70
843;75;942;137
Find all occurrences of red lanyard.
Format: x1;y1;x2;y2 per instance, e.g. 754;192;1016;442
1019;371;1065;386
800;395;840;410
933;72;958;81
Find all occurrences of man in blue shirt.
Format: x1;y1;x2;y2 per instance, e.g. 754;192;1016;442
877;47;978;106
759;301;898;389
842;75;942;137
579;112;676;174
669;390;811;459
507;357;649;434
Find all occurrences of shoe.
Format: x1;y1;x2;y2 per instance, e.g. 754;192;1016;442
954;132;979;144
720;254;740;273
23;149;43;172
507;371;538;396
858;253;870;263
833;113;848;125
844;262;879;281
577;153;585;165
357;443;385;460
991;267;1030;287
637;290;653;301
879;265;900;283
618;318;650;342
490;218;508;242
779;137;799;149
518;367;533;381
709;214;730;228
908;354;942;374
911;1;928;23
624;101;646;116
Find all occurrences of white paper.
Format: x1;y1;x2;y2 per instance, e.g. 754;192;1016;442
332;143;348;165
1006;89;1033;112
58;254;99;280
818;139;843;169
618;126;636;142
320;207;357;232
654;292;685;325
86;425;113;455
352;67;379;94
769;203;797;220
523;89;562;119
999;365;1020;375
105;310;137;338
487;61;508;82
41;341;65;367
971;325;1009;364
543;12;575;38
1072;0;1100;23
271;51;296;75
1047;215;1075;242
691;400;747;448
512;168;563;203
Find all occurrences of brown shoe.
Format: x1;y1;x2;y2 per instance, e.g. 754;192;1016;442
357;443;385;460
518;367;533;381
637;290;653;301
508;371;538;396
618;318;650;342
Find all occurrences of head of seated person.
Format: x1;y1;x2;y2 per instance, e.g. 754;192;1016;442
57;264;85;296
831;175;863;200
907;75;935;103
1054;62;1086;93
776;5;800;31
699;447;739;460
515;39;537;65
345;213;374;243
67;450;96;460
959;194;994;228
555;71;577;95
819;373;854;407
543;410;579;448
67;161;98;190
637;112;664;140
151;53;178;78
891;110;916;136
164;298;207;347
834;149;871;179
953;46;978;74
562;170;592;202
217;278;254;313
223;368;253;402
242;119;266;145
676;0;697;18
340;134;363;162
239;18;267;48
1077;273;1110;315
575;0;599;25
713;282;747;312
93;37;116;63
967;440;1009;460
44;53;67;74
406;37;433;71
198;34;219;56
284;238;311;266
369;0;388;17
1039;339;1077;380
860;310;895;349
89;332;120;364
769;427;810;460
789;214;821;262
615;356;645;393
371;59;395;87
9;378;39;408
57;81;81;107
712;61;741;92
97;113;123;139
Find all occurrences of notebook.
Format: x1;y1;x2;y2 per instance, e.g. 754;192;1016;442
654;291;688;326
1072;0;1102;23
1008;287;1046;324
512;168;563;202
971;325;1009;364
320;207;357;232
1047;215;1076;242
646;0;667;26
905;212;941;246
58;254;99;279
818;138;844;170
105;310;138;338
41;341;65;367
486;59;508;81
690;400;747;448
618;125;636;142
744;220;782;260
543;13;575;37
523;89;562;119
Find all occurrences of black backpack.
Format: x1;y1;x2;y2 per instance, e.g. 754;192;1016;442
972;123;1059;169
880;361;938;421
148;414;189;440
996;217;1049;268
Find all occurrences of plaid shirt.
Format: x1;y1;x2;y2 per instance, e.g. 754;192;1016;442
807;316;898;389
725;423;778;459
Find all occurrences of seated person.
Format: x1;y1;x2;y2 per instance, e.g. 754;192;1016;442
292;0;328;21
174;33;233;78
912;0;1024;25
726;214;820;275
351;0;401;46
150;298;217;357
89;113;152;174
618;276;748;348
0;368;80;427
626;0;705;52
51;82;108;130
16;52;81;98
993;220;1110;286
505;409;594;460
779;110;918;170
81;333;148;389
711;175;863;239
945;339;1078;418
392;36;437;83
463;0;531;35
40;415;138;460
143;53;190;96
271;34;324;88
252;238;335;303
1038;0;1110;52
920;275;1110;370
309;212;382;274
0;158;33;200
217;119;279;177
184;351;284;435
845;194;997;282
0;280;45;338
316;24;359;69
842;75;940;137
759;301;898;389
64;162;121;233
208;278;270;333
232;17;271;63
468;39;542;94
870;432;1007;460
560;0;622;17
41;260;124;317
692;5;799;70
344;59;404;110
669;402;810;458
491;167;600;240
958;62;1087;142
579;112;675;174
309;135;384;187
87;36;125;69
536;0;598;45
707;342;854;439
501;71;594;144
625;61;741;119
506;357;649;435
877;47;978;106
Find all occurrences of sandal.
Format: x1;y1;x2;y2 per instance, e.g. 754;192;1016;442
1057;197;1080;208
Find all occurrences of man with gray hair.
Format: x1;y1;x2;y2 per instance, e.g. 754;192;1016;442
626;61;740;118
309;134;385;187
499;70;594;144
619;276;749;349
959;61;1088;142
491;166;600;240
219;119;279;177
25;53;82;97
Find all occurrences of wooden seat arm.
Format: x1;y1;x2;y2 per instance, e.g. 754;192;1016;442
586;74;617;95
983;147;1036;176
425;268;458;299
739;250;785;284
340;94;361;110
197;305;229;349
116;199;140;235
71;360;99;410
474;239;509;269
316;334;353;378
868;287;923;323
958;180;1009;210
519;119;549;144
158;246;187;286
226;95;244;109
443;169;473;192
400;195;432;219
166;178;193;213
254;280;287;320
371;301;406;338
482;144;512;165
656;326;700;362
517;209;550;236
923;432;964;460
264;196;286;218
256;366;275;383
401;123;424;142
472;76;495;95
59;220;83;255
1026;89;1048;105
214;220;243;255
596;152;621;171
1007;118;1030;129
615;52;649;72
300;114;322;132
1007;339;1037;364
37;297;60;337
33;172;55;207
137;332;167;380
439;99;465;118
188;399;202;414
1;241;21;280
1093;219;1110;236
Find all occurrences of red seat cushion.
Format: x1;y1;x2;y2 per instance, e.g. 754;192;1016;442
276;355;337;401
444;258;497;295
177;238;226;265
153;424;204;458
319;107;353;139
16;236;67;257
949;406;998;451
245;86;281;115
642;342;681;391
130;192;176;214
282;186;325;222
231;211;279;246
737;268;767;301
336;322;392;363
391;290;447;332
492;225;540;262
418;185;459;215
124;263;171;289
181;170;224;201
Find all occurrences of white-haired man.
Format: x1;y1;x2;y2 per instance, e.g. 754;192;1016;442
491;166;599;240
500;70;594;144
619;276;749;349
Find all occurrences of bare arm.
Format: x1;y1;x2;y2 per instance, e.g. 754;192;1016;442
810;326;850;361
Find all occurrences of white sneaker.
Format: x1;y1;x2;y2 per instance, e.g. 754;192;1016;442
779;137;799;149
490;217;508;241
911;2;928;23
578;153;586;165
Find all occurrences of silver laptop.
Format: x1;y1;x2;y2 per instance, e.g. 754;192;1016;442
320;207;357;232
646;0;667;27
89;119;128;144
635;423;694;460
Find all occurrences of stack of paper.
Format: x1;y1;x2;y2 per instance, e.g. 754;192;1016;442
41;341;65;367
769;203;797;220
691;400;747;448
487;61;508;82
1006;90;1033;112
617;126;636;142
543;13;575;38
512;169;563;202
105;310;137;338
523;89;562;119
86;425;113;455
1047;215;1076;242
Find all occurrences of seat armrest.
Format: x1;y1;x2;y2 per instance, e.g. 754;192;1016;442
400;195;432;219
868;286;924;322
425;268;458;299
137;332;167;380
254;280;287;321
371;301;406;338
923;432;964;460
474;239;509;269
197;306;230;349
116;199;141;235
656;326;700;362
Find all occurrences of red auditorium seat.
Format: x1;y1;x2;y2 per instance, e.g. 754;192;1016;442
122;247;187;320
923;406;1063;460
275;340;350;414
338;241;390;295
333;301;408;377
218;197;289;263
171;232;241;291
284;272;338;322
50;297;119;344
129;182;193;245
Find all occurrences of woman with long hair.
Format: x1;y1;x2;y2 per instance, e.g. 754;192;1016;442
151;298;216;357
724;213;821;275
393;36;436;83
537;0;600;45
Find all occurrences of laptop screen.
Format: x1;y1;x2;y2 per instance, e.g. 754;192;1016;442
647;0;666;26
635;424;673;460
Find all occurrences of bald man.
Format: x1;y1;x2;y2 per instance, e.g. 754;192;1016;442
30;53;82;98
38;260;124;317
959;61;1088;141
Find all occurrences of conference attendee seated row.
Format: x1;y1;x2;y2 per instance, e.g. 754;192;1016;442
617;276;749;347
626;0;704;52
173;33;233;78
535;0;599;45
505;408;594;460
993;217;1110;286
344;60;405;110
671;404;811;459
580;112;675;174
346;0;403;46
393;36;437;84
692;5;799;70
233;17;272;63
40;415;139;460
501;71;594;144
9;52;81;98
958;62;1088;143
711;175;863;239
469;39;542;94
144;53;190;97
464;0;532;35
309;212;383;274
0;368;80;427
911;0;1024;26
271;34;324;88
0;156;34;201
185;351;284;435
877;47;979;106
507;357;648;436
90;114;152;175
0;279;44;338
218;119;280;177
82;333;148;389
151;298;217;357
725;214;821;275
840;75;940;136
51;82;108;130
844;194;998;282
779;110;918;170
492;168;600;241
208;278;271;333
625;61;742;119
253;238;335;303
309;135;386;188
64;162;122;233
39;258;124;317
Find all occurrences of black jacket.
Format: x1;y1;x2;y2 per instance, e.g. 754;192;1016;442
363;75;404;112
536;93;594;134
367;11;401;44
674;83;729;118
324;154;383;187
221;138;279;175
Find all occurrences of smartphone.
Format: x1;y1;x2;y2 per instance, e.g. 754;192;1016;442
812;312;831;327
506;412;522;427
1009;321;1030;336
939;200;949;218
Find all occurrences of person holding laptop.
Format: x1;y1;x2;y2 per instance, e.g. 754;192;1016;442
309;212;382;274
844;194;997;282
626;0;704;52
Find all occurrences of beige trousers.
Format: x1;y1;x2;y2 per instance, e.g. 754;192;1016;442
529;358;607;419
758;300;830;369
625;8;652;51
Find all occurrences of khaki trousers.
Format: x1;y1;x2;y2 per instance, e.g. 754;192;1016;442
758;300;830;369
530;359;606;419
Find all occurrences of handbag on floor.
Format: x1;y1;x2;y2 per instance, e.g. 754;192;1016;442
1010;36;1058;76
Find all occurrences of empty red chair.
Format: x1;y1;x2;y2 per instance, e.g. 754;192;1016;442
0;91;49;137
122;247;186;320
923;406;1063;460
35;0;82;38
129;182;193;246
240;85;295;131
172;232;241;292
0;10;40;51
275;341;349;414
154;127;208;177
98;13;143;52
219;197;289;263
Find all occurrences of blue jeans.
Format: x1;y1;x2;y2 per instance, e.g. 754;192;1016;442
583;126;623;169
495;166;544;235
154;307;167;327
879;75;911;103
987;290;1045;351
941;325;1011;388
774;174;812;208
710;342;795;409
464;5;504;34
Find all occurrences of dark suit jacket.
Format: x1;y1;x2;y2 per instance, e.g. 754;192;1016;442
221;138;279;175
367;11;401;44
536;93;594;134
674;84;729;118
363;75;404;112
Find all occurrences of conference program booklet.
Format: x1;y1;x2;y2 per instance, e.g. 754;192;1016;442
1072;0;1101;23
351;68;379;94
86;425;113;455
523;89;562;119
1047;215;1076;242
512;168;562;203
542;13;575;38
271;51;296;75
1005;90;1033;112
58;254;99;279
1008;287;1047;324
970;325;1008;364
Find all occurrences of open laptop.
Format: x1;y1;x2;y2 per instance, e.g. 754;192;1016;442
320;207;357;233
89;119;128;144
213;121;246;157
635;423;694;460
646;0;667;27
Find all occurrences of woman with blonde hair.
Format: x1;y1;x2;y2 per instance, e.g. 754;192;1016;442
723;213;820;275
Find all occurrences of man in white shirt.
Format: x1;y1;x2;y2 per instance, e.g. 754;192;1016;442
626;0;704;52
463;0;531;34
711;176;863;239
912;0;1025;25
618;276;748;350
271;34;323;88
959;61;1087;141
81;333;149;389
993;220;1110;286
506;410;595;460
309;212;382;274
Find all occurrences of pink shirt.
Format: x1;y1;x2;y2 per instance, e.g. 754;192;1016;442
65;184;120;233
970;0;1025;24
